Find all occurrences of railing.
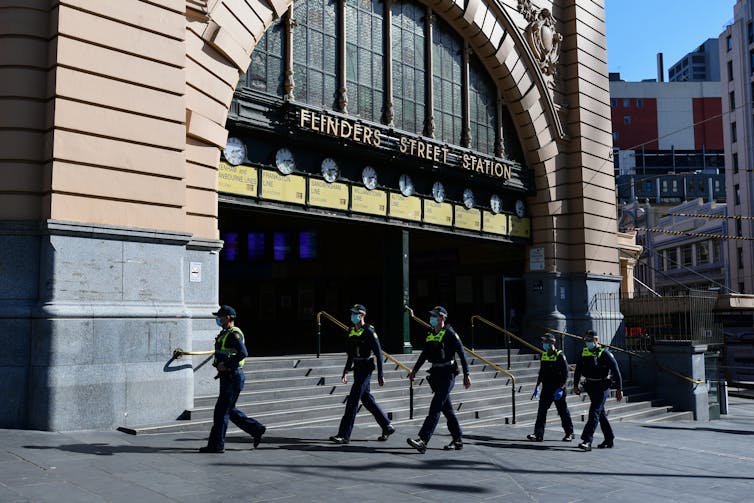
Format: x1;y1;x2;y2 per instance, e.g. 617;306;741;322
405;306;518;424
172;348;213;359
316;310;415;419
471;314;543;370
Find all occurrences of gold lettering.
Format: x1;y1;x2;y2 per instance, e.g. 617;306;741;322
373;129;381;147
362;126;373;145
462;153;470;169
353;123;362;143
326;116;338;137
400;136;408;153
417;141;426;159
442;147;449;164
340;120;352;139
312;112;322;132
300;109;311;129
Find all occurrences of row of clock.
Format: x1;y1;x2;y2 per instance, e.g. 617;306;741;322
223;137;526;217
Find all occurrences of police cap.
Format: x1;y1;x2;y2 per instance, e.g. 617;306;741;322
212;305;237;318
429;306;448;318
350;304;367;314
583;329;598;341
542;332;557;342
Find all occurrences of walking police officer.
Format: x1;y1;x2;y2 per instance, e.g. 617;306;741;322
199;305;266;453
527;332;575;442
407;306;471;453
573;329;623;451
329;304;395;444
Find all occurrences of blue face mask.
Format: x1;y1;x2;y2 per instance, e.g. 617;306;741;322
543;343;551;351
215;317;224;327
586;341;596;350
351;314;361;325
429;316;439;328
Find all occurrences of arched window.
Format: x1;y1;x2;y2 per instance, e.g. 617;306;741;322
391;0;425;134
246;16;285;96
293;0;339;109
431;17;463;144
468;55;497;155
345;0;385;122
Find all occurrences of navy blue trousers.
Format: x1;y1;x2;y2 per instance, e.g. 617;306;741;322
207;369;265;449
337;369;390;439
418;371;461;443
580;382;613;443
534;386;574;438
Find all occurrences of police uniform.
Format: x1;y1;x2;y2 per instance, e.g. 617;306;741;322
201;306;266;453
573;336;623;450
331;306;393;443
408;307;470;452
529;336;574;441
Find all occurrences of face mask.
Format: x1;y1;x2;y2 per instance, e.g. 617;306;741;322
215;317;224;327
586;341;596;350
543;343;551;351
351;314;361;325
429;316;439;328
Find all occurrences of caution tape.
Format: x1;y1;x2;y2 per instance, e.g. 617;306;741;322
666;212;754;220
635;227;753;241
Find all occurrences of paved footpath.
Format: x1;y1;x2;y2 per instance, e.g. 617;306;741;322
3;398;754;502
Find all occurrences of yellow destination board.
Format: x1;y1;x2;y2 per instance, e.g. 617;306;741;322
352;186;387;216
455;206;481;231
261;170;306;205
509;216;531;238
309;179;349;210
483;211;508;236
423;200;453;227
218;161;257;197
389;193;421;221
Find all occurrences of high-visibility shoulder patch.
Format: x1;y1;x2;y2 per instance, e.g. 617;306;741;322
234;333;241;340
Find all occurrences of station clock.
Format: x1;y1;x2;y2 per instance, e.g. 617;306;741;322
223;137;246;166
462;188;475;209
275;148;295;175
362;166;378;190
320;158;339;183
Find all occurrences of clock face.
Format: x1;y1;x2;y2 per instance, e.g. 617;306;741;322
462;188;475;209
399;174;414;197
223;137;246;166
490;194;502;214
321;158;339;183
432;181;445;203
362;166;378;190
515;199;526;218
275;148;295;175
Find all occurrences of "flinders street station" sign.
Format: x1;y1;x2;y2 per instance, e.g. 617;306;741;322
295;107;517;181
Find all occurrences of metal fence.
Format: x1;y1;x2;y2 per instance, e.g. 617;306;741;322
591;290;723;351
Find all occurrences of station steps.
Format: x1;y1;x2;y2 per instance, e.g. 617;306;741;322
121;349;692;435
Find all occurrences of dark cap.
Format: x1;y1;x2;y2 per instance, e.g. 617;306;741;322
583;329;598;340
349;304;367;314
212;305;236;318
429;306;448;317
542;332;557;342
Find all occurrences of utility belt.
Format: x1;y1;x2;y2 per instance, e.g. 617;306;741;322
352;357;376;372
429;360;459;375
583;377;610;389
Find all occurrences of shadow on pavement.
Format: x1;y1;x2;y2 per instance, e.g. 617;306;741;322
642;424;754;436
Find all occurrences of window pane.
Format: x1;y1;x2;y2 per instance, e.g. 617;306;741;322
432;17;462;144
246;16;285;96
391;0;425;132
293;0;338;108
346;0;384;121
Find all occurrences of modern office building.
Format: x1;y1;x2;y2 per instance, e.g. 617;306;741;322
1;0;622;430
668;38;721;82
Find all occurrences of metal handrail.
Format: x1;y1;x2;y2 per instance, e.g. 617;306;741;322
172;348;213;359
316;310;415;418
471;314;542;370
537;324;704;385
404;305;518;424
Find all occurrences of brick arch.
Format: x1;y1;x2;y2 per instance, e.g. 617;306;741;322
184;0;562;238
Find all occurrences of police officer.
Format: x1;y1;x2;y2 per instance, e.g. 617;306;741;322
573;329;623;451
199;305;266;453
407;306;471;453
527;333;575;442
329;304;395;444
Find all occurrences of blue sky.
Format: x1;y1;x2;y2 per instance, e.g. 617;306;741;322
605;0;736;82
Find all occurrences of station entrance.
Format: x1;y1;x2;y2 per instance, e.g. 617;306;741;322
219;203;525;356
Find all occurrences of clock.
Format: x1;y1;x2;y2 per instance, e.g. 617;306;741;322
321;158;339;183
462;188;475;209
362;166;378;190
223;137;246;166
275;148;295;175
515;199;526;218
432;181;446;203
490;194;502;214
399;174;414;197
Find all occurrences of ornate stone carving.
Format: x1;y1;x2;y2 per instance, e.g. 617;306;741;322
517;0;562;76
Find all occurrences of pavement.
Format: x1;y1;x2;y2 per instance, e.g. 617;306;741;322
3;398;754;503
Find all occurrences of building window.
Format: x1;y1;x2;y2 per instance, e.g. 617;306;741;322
749;21;753;43
737;218;743;237
732;122;737;143
738;247;744;269
247;16;286;95
613;131;619;141
345;0;386;122
728;60;734;81
637;99;643;108
623;99;630;108
623;116;631;125
293;0;340;109
610;98;617;107
727;35;733;51
696;242;709;264
750;50;754;75
733;152;739;173
432;17;464;144
661;249;669;271
713;241;721;263
736;184;741;205
740;282;746;294
468;54;497;154
730;91;736;111
681;245;693;267
391;0;425;133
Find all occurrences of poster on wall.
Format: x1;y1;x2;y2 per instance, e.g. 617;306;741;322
218;161;258;197
261;170;306;204
482;211;508;235
454;206;481;231
423;200;453;226
309;179;349;210
509;216;531;238
389;193;421;221
352;186;387;216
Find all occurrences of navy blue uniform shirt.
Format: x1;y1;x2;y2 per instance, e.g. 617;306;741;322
574;346;622;391
343;324;384;379
411;324;470;375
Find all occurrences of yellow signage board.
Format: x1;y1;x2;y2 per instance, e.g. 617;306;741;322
309;179;349;210
352;186;387;216
261;170;306;205
454;206;481;231
218;161;258;197
389;193;421;221
509;216;531;238
483;211;509;236
423;200;453;227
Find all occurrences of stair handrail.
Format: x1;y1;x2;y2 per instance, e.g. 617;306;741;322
404;305;518;424
316;310;415;418
535;324;704;385
471;314;543;370
172;348;213;359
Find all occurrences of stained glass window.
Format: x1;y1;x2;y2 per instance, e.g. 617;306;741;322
345;0;384;121
432;18;463;144
247;16;285;96
391;0;425;133
293;0;339;109
468;54;496;154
